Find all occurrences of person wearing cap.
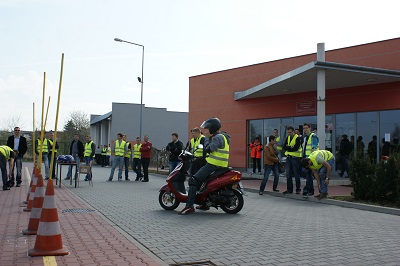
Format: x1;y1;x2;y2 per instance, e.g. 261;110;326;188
0;145;15;191
179;117;230;215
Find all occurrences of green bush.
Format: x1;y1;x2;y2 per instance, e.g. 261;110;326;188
373;157;399;201
350;155;400;202
349;158;375;200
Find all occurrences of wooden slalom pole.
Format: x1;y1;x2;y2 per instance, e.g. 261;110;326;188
49;53;64;180
32;103;36;166
38;73;46;171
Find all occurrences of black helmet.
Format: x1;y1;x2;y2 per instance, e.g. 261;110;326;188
200;117;221;135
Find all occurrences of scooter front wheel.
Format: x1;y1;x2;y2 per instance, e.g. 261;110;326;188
159;190;180;210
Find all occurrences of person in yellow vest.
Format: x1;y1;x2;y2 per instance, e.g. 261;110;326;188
301;150;335;199
179;117;230;215
301;123;319;196
106;144;111;167
107;133;127;181
273;129;283;160
132;137;143;181
84;135;96;181
101;145;108;167
188;127;205;176
47;131;59;180
0;145;15;190
35;134;50;179
122;134;131;181
282;126;303;195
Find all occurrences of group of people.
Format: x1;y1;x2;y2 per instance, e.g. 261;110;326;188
338;134;400;178
106;134;152;182
63;133;153;183
256;124;335;200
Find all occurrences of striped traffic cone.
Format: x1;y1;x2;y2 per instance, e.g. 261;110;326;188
23;170;39;212
22;173;46;235
28;178;69;256
21;166;38;205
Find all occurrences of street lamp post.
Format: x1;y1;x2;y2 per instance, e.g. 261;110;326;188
114;38;144;139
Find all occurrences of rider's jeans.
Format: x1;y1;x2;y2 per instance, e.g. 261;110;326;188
186;163;220;208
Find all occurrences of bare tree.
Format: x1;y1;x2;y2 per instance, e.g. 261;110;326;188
59;111;90;154
2;115;24;131
69;110;90;134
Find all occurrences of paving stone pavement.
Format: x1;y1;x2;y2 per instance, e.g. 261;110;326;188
65;165;400;266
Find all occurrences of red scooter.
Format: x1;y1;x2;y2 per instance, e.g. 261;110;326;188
159;149;245;214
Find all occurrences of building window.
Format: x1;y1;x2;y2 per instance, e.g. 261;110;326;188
380;110;400;157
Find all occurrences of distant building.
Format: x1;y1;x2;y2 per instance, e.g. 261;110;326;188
90;102;188;150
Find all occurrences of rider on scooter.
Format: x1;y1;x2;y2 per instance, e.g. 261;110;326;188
178;117;231;215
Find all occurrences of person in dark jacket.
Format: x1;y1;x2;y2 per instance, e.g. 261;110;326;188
339;134;352;178
65;133;84;180
166;133;184;174
6;127;27;187
381;138;391;157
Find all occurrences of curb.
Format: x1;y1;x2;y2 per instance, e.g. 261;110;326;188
245;187;400;216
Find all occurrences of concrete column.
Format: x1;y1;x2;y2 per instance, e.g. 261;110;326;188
317;43;326;149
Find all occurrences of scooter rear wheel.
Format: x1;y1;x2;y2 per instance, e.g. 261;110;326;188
220;189;244;214
159;190;180;210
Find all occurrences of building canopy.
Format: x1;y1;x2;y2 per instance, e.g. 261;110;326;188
234;61;400;100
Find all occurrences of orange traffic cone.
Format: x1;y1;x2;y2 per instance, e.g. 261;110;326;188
28;178;69;256
23;170;39;212
22;167;38;205
22;173;46;235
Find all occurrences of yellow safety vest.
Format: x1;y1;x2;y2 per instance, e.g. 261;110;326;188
125;142;131;158
84;141;95;158
304;133;319;157
114;140;126;157
309;150;333;170
284;135;302;158
276;136;282;151
48;139;58;153
190;135;204;157
206;134;229;167
106;147;111;155
133;144;142;159
0;145;13;159
101;148;107;155
37;138;49;153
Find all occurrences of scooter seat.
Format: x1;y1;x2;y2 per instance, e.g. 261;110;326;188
208;167;232;179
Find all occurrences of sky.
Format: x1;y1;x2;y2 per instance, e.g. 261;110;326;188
1;0;399;132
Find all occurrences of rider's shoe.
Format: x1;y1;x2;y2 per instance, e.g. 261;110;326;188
178;206;195;215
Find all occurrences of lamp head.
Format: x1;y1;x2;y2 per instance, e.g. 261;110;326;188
114;38;123;42
137;77;142;83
